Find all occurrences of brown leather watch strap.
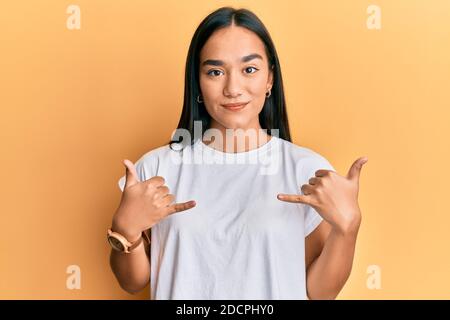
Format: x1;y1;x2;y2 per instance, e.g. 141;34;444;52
128;229;152;252
128;233;144;252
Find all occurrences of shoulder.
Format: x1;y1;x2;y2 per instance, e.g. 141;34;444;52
278;138;333;165
117;143;176;190
277;138;335;175
128;143;173;176
134;141;193;172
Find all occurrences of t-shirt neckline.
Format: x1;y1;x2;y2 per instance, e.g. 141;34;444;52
194;135;278;161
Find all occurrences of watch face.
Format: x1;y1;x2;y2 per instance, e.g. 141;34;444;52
108;236;125;251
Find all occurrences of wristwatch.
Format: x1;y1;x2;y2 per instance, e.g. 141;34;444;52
107;228;150;253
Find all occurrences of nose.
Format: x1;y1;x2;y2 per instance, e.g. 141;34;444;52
223;69;243;98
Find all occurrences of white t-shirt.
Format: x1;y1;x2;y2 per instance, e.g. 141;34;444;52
117;136;335;299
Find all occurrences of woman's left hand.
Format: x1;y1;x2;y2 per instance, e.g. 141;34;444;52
277;157;368;235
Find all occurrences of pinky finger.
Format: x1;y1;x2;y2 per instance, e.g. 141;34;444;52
167;200;197;214
277;193;311;205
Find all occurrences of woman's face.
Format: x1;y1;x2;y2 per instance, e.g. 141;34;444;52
199;25;273;132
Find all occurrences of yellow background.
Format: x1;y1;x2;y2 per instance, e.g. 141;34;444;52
1;0;449;299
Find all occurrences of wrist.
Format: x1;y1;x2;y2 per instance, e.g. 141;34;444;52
333;215;361;237
111;217;141;243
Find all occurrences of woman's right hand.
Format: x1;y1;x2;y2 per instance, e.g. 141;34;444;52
111;159;196;241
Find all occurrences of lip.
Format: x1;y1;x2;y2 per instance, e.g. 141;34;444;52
221;101;249;110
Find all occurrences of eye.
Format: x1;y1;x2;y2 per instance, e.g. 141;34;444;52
207;69;224;77
244;66;259;74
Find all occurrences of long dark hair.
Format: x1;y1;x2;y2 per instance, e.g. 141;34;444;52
169;6;291;150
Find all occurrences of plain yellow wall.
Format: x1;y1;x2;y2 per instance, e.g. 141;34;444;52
1;0;449;299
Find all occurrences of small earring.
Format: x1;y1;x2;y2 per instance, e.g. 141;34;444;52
197;94;203;103
265;89;271;98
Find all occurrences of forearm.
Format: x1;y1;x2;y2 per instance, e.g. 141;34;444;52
110;241;150;294
109;222;151;294
306;226;359;300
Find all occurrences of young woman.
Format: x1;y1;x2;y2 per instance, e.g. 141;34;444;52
108;7;368;300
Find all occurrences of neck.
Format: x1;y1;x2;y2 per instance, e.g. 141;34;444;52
202;120;272;153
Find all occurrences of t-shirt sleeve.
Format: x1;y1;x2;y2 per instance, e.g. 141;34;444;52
297;154;336;237
117;154;156;192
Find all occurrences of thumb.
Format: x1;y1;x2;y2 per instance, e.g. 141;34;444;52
123;159;139;187
347;156;368;182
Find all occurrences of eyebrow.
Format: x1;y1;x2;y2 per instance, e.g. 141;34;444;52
201;53;263;67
